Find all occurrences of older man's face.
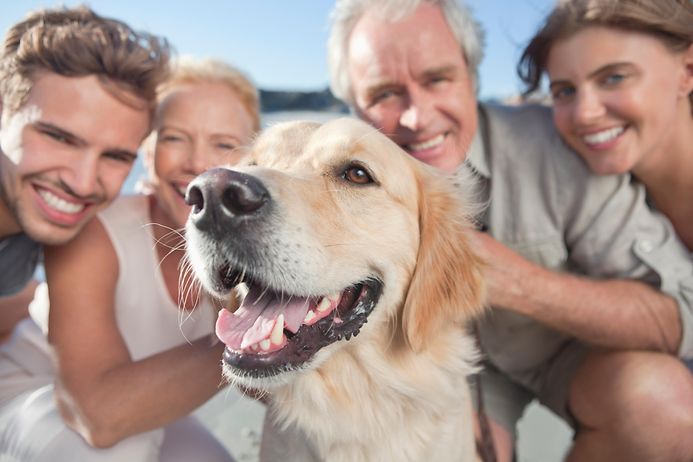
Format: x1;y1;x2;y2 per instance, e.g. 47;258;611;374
347;3;478;173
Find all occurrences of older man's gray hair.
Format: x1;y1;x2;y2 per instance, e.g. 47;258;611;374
327;0;486;105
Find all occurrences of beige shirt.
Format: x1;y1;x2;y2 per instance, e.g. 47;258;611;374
467;103;693;377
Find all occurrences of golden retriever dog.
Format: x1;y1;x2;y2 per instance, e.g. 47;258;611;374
185;118;486;461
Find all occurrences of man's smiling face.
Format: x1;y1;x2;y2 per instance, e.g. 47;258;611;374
0;73;150;244
347;3;478;173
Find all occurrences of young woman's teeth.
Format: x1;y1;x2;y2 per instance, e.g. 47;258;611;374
583;126;624;145
38;189;84;214
409;134;445;151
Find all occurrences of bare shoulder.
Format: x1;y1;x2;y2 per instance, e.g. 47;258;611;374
46;213;129;367
44;215;117;279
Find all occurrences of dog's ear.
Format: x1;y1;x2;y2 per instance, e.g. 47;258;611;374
402;169;486;352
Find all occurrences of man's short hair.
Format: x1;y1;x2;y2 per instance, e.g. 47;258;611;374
0;5;171;121
327;0;485;105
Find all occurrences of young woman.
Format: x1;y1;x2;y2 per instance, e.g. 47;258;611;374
518;0;693;249
0;57;260;461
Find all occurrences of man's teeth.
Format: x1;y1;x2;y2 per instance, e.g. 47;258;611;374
38;189;84;214
583;126;624;145
409;134;445;151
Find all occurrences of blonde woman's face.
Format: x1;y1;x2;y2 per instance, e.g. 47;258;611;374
148;82;255;229
547;26;693;176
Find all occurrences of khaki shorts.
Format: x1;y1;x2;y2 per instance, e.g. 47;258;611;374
470;339;589;440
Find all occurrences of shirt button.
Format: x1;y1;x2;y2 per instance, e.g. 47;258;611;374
638;240;654;253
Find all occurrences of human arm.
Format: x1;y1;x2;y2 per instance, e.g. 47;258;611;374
45;217;225;448
472;230;682;353
471;104;693;358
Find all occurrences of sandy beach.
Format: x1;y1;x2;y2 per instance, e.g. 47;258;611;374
194;385;572;462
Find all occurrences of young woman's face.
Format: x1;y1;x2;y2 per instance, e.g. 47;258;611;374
148;82;254;230
546;26;693;176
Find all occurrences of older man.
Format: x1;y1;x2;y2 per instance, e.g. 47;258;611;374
323;1;693;461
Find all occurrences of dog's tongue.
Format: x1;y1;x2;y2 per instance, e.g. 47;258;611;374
216;285;312;350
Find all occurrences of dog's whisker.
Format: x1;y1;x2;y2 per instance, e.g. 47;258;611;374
175;253;207;334
143;223;186;248
178;260;194;306
257;285;271;305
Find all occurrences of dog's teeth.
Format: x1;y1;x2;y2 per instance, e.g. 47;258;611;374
317;292;341;312
304;310;316;323
271;314;284;345
260;339;271;351
316;298;331;313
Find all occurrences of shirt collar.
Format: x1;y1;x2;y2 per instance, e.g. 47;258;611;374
463;108;490;178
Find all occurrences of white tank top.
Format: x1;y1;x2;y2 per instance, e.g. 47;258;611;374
98;194;215;361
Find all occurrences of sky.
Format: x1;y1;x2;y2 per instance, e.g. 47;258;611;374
0;0;556;100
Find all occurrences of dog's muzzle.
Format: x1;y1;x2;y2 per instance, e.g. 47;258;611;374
186;167;270;237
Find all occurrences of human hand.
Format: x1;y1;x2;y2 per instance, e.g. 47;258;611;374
469;230;538;312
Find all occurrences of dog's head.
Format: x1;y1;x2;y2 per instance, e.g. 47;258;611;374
185;118;485;388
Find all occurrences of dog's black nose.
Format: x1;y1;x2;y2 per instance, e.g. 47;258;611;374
186;167;270;233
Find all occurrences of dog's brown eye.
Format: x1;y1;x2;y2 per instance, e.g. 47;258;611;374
343;165;373;185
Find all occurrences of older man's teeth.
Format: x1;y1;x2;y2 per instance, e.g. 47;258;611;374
270;314;284;345
38;189;84;214
409;134;445;152
583;126;624;145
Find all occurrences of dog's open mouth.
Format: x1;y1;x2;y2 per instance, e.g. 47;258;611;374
215;266;383;379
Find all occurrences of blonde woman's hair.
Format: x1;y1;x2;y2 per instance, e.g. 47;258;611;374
0;5;171;120
518;0;693;112
158;57;261;132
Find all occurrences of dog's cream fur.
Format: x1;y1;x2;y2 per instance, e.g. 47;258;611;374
187;118;486;462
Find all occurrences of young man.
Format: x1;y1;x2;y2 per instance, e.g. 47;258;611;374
320;1;693;461
0;6;170;332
